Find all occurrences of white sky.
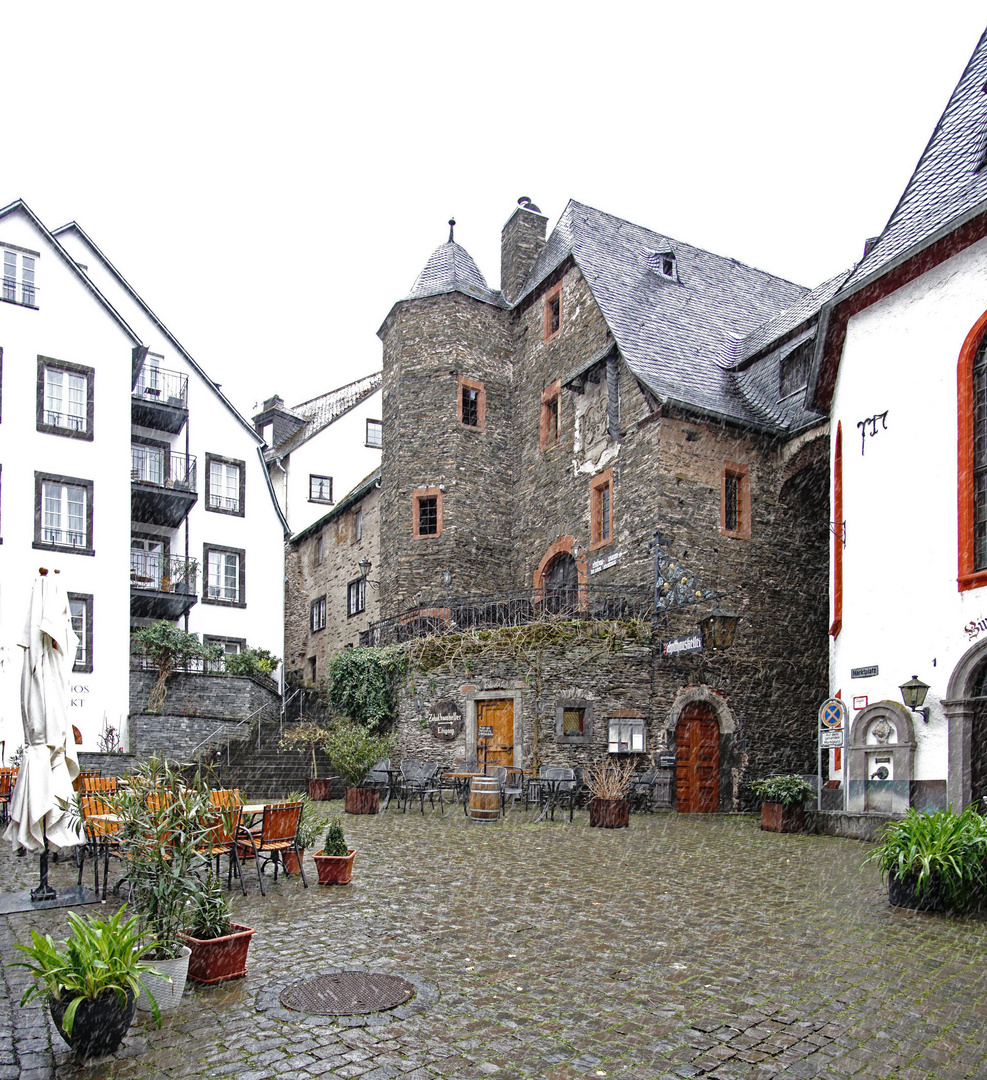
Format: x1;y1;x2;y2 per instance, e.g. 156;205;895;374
5;4;986;419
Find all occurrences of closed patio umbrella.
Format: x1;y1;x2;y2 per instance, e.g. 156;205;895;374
4;570;81;865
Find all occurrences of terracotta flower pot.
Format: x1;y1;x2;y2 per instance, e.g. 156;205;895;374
589;797;630;829
49;988;136;1058
282;849;304;875
181;923;256;984
307;778;333;801
344;786;379;815
760;801;805;833
313;848;356;885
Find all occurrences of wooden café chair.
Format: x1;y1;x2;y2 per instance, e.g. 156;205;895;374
235;801;307;895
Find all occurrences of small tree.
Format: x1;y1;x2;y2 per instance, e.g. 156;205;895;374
131;622;213;713
323;719;395;788
279;722;332;779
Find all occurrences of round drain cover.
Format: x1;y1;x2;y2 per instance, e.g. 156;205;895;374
279;972;415;1016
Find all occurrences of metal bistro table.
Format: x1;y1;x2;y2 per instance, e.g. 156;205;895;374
529;774;576;823
441;772;481;814
372;768;405;811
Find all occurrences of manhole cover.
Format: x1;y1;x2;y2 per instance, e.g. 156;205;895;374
279;972;415;1016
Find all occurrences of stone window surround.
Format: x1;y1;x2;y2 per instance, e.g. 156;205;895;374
68;591;93;674
720;460;751;540
34;471;95;557
539;379;561;451
457;376;486;430
412;485;443;540
463;688;523;768
543;282;562;341
555;698;593;745
204;453;246;517
957;310;987;591
36;356;94;442
608;714;647;754
589;468;614;551
311;594;327;632
202;542;246;608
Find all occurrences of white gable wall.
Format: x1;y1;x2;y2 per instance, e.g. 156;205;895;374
0;207;137;755
830;233;987;786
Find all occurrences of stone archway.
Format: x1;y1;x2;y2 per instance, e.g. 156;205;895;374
944;637;987;808
846;701;915;814
532;536;588;609
666;687;736;812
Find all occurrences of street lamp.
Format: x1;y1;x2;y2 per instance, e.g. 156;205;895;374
898;675;931;723
698;603;741;651
357;556;380;592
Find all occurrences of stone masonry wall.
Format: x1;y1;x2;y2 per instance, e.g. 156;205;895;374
284;484;380;685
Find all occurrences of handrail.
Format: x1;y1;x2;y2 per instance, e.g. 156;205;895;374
191;697;271;771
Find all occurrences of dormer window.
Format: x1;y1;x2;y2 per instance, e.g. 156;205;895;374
3;245;38;307
779;341;813;398
647;250;677;281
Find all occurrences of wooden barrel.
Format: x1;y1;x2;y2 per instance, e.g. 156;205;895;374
468;776;501;822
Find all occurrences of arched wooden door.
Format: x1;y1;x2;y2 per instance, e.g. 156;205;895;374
675;704;720;812
543;553;578;615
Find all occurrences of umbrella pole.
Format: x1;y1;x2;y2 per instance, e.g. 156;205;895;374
30;821;57;902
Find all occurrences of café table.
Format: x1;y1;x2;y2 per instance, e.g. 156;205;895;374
529;774;576;823
442;772;482;812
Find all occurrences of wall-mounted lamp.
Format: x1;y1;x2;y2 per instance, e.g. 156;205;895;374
698;602;741;651
442;569;452;588
357;556;381;592
898;675;931;723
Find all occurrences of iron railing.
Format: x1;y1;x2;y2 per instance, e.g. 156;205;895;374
129;552;198;594
360;585;655;647
131;447;197;492
133;365;189;409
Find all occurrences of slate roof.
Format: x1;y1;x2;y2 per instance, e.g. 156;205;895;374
268;372;382;459
839;28;987;292
516;201;812;427
408;239;507;308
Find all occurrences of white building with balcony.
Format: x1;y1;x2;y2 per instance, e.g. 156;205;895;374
0;199;287;758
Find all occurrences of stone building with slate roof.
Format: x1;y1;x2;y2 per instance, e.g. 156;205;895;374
809;26;987;815
304;199;838;811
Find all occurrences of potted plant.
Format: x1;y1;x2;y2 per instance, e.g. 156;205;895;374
112;756;211;1010
181;871;256;984
279;722;333;801
869;805;987;913
313;816;356;884
130;622;213;712
9;906;163;1059
280;791;323;874
323;719;395;815
749;774;814;833
584;758;636;828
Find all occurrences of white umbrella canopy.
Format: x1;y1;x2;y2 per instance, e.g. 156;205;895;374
4;571;81;853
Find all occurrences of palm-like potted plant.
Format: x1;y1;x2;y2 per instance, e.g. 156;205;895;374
584;758;636;828
869;805;987;913
9;906;163;1059
180;871;256;983
313;816;356;884
749;774;814;833
323;719;395;815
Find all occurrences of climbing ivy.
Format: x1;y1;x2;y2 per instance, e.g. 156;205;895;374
325;647;407;729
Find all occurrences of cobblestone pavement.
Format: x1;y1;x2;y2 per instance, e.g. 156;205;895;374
3;808;987;1080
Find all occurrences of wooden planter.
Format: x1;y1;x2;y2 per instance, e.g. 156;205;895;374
589;797;630;829
344;786;379;815
313;848;356;885
760;801;805;833
49;989;136;1057
307;778;333;801
182;923;256;984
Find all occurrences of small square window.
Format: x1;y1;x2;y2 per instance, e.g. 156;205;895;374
347;577;366;616
544;283;562;340
366;419;383;448
555;699;592;743
311;595;327;631
309;475;333;503
37;358;94;441
609;717;646;753
589;469;613;549
413;487;443;539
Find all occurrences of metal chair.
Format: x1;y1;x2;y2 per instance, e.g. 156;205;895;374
529;766;576;822
365;758;395;809
236;801;307;895
78;793;122;900
629;769;659;813
204;804;246;894
400;761;441;814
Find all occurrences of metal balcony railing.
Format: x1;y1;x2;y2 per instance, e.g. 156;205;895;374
133;365;188;409
129;553;198;595
2;278;38;307
360;585;656;647
131;447;197;492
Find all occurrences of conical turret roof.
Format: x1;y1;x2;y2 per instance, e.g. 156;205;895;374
406;226;505;308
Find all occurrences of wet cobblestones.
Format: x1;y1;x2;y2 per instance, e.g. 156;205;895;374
3;810;987;1078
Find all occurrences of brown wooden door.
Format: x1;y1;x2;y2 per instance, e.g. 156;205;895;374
477;700;514;768
675;707;719;812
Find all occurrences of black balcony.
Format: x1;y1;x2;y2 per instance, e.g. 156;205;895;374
130;553;199;619
360;585;656;647
132;366;189;433
131;449;197;527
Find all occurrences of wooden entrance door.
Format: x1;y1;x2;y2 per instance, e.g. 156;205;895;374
675;706;720;812
477;700;514;769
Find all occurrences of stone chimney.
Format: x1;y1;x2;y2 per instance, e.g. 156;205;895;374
501;197;548;304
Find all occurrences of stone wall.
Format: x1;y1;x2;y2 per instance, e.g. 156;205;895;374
285;483;380;685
